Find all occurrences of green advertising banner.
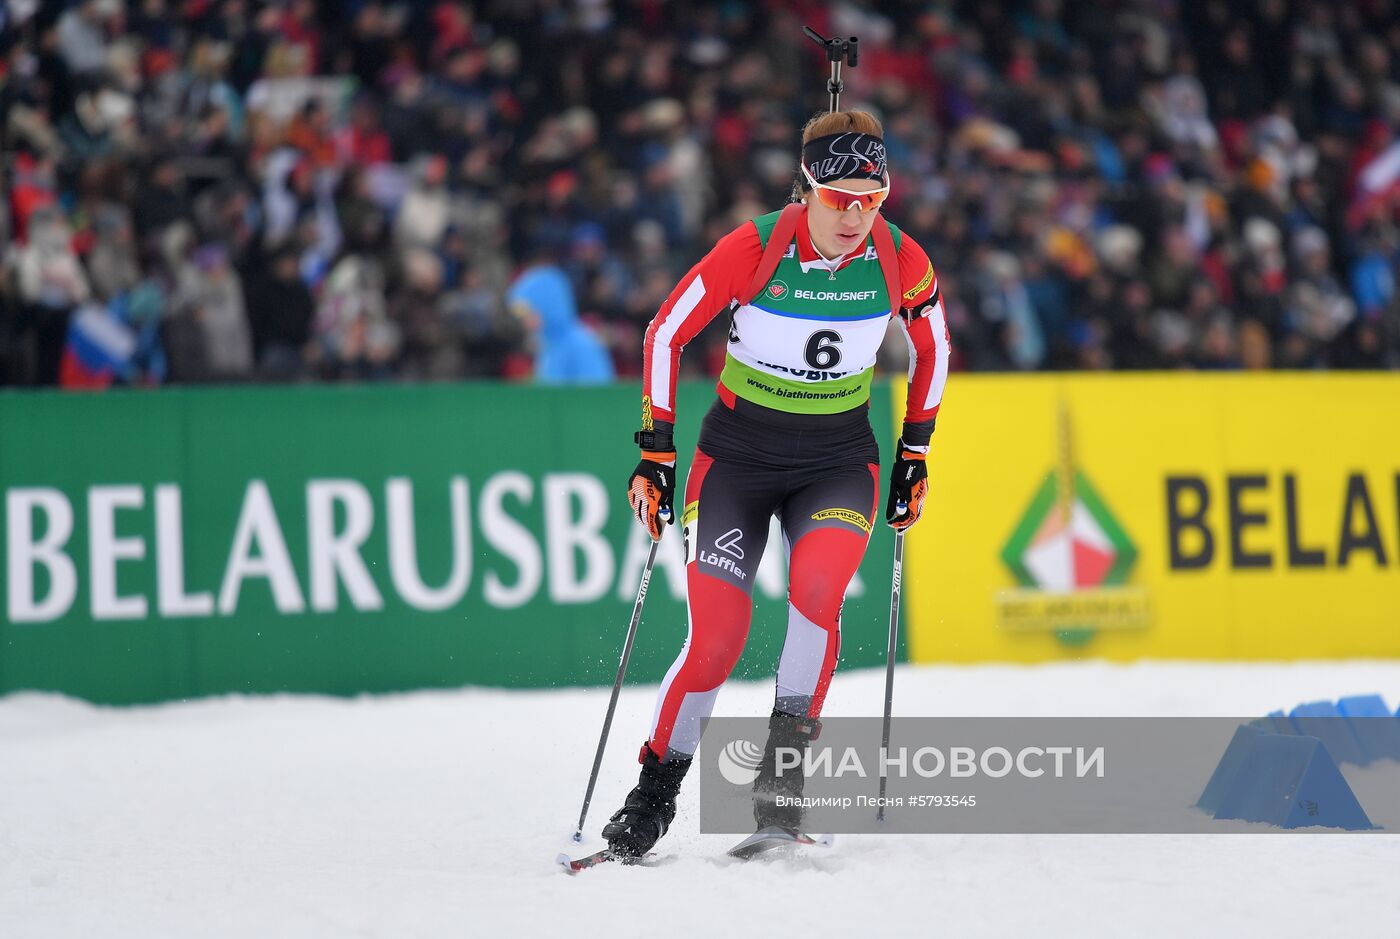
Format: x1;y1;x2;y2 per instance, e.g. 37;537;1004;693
0;382;903;704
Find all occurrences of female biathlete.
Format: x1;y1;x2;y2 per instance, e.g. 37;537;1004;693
605;110;951;857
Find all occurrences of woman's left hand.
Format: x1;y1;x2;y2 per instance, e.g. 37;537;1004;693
885;440;928;531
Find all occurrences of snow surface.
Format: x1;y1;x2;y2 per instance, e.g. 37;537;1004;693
3;661;1400;938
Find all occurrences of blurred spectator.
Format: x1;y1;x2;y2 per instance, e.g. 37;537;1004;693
394;154;450;251
133;158;192;243
313;250;396;380
978;252;1044;371
244;248;315;380
10;207;91;383
391;247;462;380
56;0;115;79
506;263;615;384
1284;227;1356;365
1240;319;1273;370
87;205;140;302
192;243;254;380
8;154;59;248
442;264;527;378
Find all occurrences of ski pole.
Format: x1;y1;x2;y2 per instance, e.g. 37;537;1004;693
877;528;904;822
571;527;665;843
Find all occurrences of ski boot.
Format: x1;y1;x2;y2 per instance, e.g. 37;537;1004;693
602;744;693;858
752;708;822;831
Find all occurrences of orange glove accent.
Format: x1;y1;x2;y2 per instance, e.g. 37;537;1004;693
628;451;676;541
886;443;928;531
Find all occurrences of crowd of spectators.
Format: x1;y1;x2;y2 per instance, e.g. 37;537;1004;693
3;0;1400;389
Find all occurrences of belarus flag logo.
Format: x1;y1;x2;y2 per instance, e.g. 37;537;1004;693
1001;469;1136;595
997;402;1145;644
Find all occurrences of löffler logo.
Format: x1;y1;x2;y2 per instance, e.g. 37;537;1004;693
715;528;745;559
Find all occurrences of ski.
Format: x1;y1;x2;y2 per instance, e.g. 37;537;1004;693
726;825;835;860
559;827;833;872
556;848;656;875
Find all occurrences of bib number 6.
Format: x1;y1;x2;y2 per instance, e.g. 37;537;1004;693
804;330;843;370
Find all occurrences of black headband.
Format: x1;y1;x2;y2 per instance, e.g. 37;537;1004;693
801;132;888;185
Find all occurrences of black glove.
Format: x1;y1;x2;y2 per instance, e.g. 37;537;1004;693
629;451;676;541
885;439;928;531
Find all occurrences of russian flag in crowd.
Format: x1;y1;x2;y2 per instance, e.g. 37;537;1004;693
59;304;137;389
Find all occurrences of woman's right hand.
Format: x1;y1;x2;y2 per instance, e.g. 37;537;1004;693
628;452;676;541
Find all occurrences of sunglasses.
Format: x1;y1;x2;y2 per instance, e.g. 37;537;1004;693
802;164;891;213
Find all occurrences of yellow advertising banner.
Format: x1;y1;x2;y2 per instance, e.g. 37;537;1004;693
894;374;1400;662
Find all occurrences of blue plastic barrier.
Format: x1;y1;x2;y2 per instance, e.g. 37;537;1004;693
1336;694;1400;763
1289;701;1369;766
1207;733;1375;831
1336;694;1390;717
1265;710;1296;734
1198;723;1263;815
